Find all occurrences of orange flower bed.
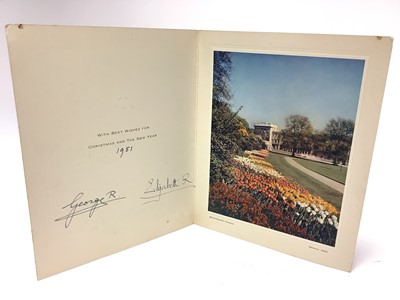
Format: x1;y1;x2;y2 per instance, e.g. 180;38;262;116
233;157;339;215
209;155;340;246
209;182;311;239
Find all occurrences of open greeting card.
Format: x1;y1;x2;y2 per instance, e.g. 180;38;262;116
6;25;392;279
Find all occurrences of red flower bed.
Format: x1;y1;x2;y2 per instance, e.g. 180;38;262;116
209;182;311;239
209;155;340;246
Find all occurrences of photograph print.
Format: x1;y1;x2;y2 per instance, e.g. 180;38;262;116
208;51;365;247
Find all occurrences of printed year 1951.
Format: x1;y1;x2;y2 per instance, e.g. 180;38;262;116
116;146;133;158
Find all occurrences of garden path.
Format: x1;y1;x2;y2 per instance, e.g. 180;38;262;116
284;157;345;193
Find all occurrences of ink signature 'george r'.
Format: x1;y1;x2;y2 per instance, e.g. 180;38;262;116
55;190;126;228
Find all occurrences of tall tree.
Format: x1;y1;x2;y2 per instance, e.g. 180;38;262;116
310;130;326;157
323;118;354;165
281;114;314;157
210;52;236;183
209;51;263;183
212;51;233;104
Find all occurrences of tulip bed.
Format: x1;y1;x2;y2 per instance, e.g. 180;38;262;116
209;152;340;246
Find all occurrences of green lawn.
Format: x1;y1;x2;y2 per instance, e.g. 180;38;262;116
293;157;347;184
267;152;343;210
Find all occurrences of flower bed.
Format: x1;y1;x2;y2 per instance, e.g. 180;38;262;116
209;154;340;246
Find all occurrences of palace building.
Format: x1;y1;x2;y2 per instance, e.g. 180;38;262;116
253;122;282;150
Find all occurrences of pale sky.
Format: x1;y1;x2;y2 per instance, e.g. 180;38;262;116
227;51;365;130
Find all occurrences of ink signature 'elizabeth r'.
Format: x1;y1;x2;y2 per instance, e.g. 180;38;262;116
141;173;195;205
55;190;126;228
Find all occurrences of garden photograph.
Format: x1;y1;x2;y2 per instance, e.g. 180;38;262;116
208;51;365;246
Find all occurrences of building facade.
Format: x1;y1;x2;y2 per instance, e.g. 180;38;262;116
253;122;282;150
